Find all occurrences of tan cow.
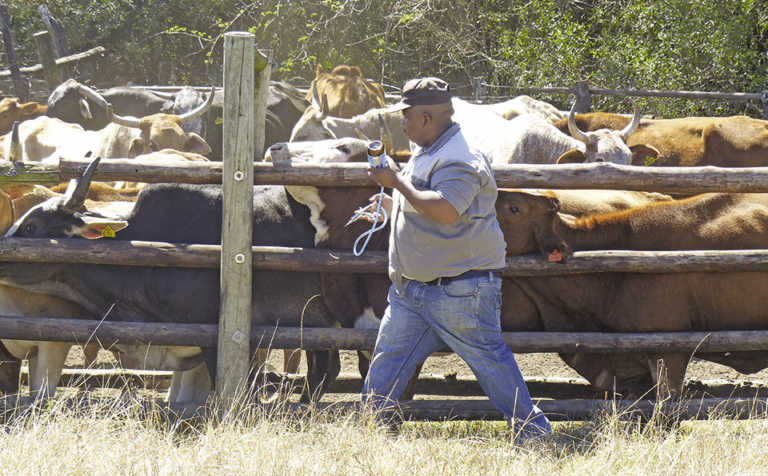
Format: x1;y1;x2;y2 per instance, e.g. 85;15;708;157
0;88;213;165
0;98;47;135
495;190;768;395
554;113;768;167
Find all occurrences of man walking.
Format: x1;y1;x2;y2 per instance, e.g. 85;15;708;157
362;77;551;440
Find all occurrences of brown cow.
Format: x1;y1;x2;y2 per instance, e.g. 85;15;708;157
495;190;768;395
0;98;47;136
306;64;386;118
554;113;768;167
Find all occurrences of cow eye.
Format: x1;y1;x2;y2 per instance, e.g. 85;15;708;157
336;145;350;154
22;223;35;235
509;206;519;214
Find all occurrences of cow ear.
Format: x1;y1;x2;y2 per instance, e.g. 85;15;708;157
78;98;93;121
556;149;586;164
183;133;212;156
128;137;146;157
630;144;660;166
76;216;129;240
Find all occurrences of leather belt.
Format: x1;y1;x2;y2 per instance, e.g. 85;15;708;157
422;269;503;286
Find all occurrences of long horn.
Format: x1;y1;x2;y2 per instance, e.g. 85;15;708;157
378;113;394;155
177;86;215;124
567;101;592;145
76;83;110;110
310;80;321;110
151;90;176;100
62;155;101;212
6;121;20;162
106;103;140;128
354;127;370;141
619;102;641;140
321;92;330;116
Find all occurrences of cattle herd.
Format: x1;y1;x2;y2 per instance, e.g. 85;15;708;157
1;64;768;406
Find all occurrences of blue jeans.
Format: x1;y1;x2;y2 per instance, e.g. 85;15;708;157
362;272;551;438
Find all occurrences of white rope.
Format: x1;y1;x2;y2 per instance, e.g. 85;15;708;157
346;186;388;256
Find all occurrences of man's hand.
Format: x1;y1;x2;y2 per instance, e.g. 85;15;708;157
357;192;392;223
367;161;400;189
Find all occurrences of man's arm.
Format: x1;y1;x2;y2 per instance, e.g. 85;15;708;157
368;166;460;225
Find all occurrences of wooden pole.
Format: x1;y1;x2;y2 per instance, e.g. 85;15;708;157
54;158;768;194
218;32;255;403
32;30;61;90
573;80;591;113
0;3;28;101
6;316;768;355
38;5;72;79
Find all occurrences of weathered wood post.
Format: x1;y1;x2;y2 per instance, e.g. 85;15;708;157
38;5;72;79
0;4;28;101
218;32;255;403
473;77;485;103
33;30;61;90
573;80;591;113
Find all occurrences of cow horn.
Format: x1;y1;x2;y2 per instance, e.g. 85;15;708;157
177;86;215;124
6;121;20;162
619;102;641;141
151;90;176;100
354;127;370;141
106;102;141;128
378;114;394;155
321;93;330;116
76;83;110;110
62;155;100;212
567;101;592;145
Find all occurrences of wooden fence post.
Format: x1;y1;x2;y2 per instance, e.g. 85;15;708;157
0;4;28;101
473;77;485;103
573;80;591;113
218;32;255;403
33;30;61;90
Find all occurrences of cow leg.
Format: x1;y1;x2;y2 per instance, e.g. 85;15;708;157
0;341;21;395
302;350;340;403
648;353;688;398
283;349;301;374
166;362;212;404
27;342;70;398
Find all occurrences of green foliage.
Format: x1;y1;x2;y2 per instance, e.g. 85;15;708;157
0;0;766;117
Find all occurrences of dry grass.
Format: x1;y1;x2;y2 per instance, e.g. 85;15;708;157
0;384;766;476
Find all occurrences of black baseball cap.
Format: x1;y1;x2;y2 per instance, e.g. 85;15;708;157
387;77;451;112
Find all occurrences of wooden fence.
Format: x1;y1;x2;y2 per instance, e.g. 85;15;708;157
4;156;768;419
2;34;768;421
471;78;768;117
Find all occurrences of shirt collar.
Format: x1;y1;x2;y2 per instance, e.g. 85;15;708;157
413;122;460;158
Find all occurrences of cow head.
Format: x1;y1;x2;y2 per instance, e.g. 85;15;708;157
4;156;128;240
556;102;658;165
495;189;572;263
0;98;47;135
106;87;214;156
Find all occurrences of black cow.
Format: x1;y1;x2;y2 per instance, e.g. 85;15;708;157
47;79;176;130
205;81;308;161
1;157;340;403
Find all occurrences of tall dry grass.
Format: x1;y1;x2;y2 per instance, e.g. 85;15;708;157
0;384;766;476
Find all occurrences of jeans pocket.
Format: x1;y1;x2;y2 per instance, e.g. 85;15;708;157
441;278;478;297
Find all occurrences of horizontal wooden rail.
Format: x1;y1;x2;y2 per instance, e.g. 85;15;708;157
0;46;106;78
2;316;768;354
480;82;767;102
6;158;768;195
54;159;768;194
3;238;768;275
